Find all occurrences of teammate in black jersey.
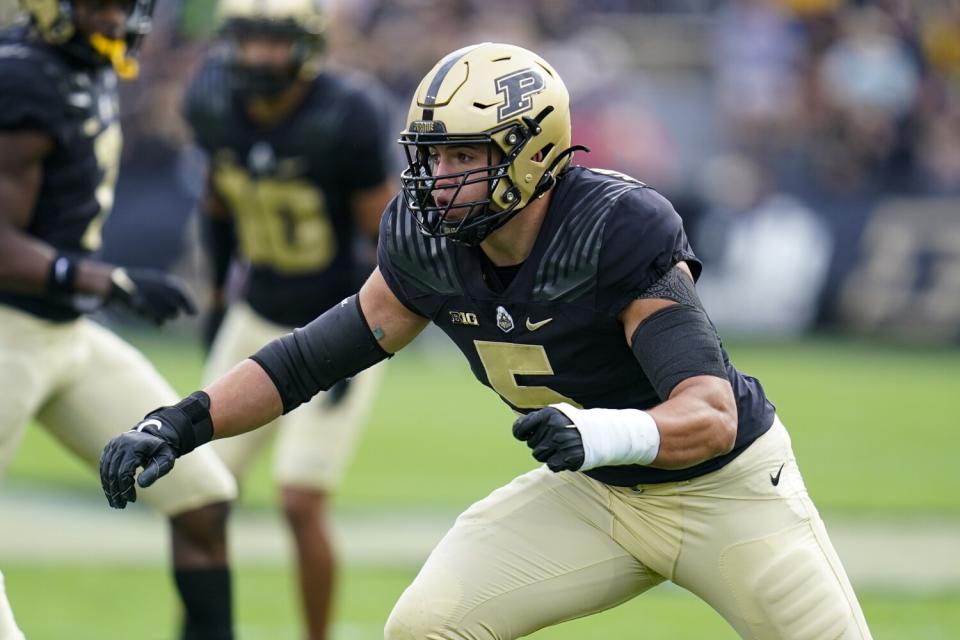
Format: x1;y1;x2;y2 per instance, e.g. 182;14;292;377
0;1;238;638
182;0;393;637
101;43;873;639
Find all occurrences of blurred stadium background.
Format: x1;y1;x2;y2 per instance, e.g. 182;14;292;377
2;0;959;638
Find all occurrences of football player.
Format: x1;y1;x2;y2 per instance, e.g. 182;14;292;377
0;1;238;638
182;0;394;637
101;43;873;639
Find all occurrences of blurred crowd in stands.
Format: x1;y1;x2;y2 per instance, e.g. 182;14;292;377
3;0;958;340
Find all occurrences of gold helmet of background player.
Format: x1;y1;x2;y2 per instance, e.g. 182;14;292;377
216;0;325;98
399;42;582;246
18;0;154;78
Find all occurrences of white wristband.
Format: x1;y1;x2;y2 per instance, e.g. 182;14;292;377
551;403;660;471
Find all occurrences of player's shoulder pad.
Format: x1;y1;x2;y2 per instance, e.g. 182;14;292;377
324;66;391;106
605;178;698;275
530;166;647;303
312;67;393;129
377;194;463;297
0;32;69;135
182;54;235;149
596;173;701;312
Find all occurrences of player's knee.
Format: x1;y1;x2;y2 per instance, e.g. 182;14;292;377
385;588;488;640
280;485;327;530
720;523;862;640
384;596;444;640
170;501;230;560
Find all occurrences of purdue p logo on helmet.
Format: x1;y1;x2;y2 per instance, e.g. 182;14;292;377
399;43;576;246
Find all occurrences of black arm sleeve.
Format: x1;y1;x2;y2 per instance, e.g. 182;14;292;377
249;294;391;414
630;267;727;401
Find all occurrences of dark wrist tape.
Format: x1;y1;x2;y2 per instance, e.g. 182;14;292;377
250;295;391;414
145;391;214;455
46;254;78;297
630;304;728;401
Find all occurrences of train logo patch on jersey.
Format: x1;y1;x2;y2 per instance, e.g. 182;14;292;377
496;306;515;333
450;310;479;327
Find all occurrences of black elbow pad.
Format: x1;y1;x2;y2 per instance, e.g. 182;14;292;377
250;295;391;414
631;304;727;401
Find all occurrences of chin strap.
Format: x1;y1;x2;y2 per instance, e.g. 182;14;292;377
532;144;591;198
88;33;139;79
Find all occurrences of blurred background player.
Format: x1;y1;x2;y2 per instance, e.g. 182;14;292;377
0;0;238;637
182;0;395;637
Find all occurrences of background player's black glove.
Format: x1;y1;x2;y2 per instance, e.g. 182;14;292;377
203;304;227;351
323;378;352;408
512;407;585;472
107;267;197;325
100;392;214;509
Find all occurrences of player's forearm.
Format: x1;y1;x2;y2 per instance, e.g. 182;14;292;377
533;378;736;473
0;227;53;294
647;376;737;470
205;358;283;439
0;226;113;298
201;213;235;292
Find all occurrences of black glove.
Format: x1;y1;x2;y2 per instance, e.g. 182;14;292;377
203;305;227;352
107;267;197;325
100;392;214;509
323;378;352;408
512;407;585;472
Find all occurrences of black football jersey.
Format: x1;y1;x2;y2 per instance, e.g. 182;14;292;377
0;29;122;321
378;166;776;485
184;58;393;327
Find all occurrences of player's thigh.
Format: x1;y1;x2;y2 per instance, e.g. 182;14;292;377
0;350;45;477
0;307;65;477
385;466;662;640
0;568;26;640
670;418;871;640
36;321;237;515
273;362;385;490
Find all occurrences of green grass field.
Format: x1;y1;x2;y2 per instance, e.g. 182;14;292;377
6;565;960;640
3;334;960;638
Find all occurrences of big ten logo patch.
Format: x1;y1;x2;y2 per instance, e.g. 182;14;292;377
450;310;480;327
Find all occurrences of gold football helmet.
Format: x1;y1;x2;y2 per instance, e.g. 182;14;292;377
18;0;154;79
399;42;582;245
216;0;325;97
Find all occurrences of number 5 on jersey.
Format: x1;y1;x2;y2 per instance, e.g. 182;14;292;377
473;340;580;410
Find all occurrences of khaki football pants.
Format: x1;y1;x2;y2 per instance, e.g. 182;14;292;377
0;305;237;515
0;570;25;640
204;301;382;490
385;417;871;640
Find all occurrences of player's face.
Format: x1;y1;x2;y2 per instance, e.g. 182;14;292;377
234;35;297;73
427;144;502;219
72;0;133;39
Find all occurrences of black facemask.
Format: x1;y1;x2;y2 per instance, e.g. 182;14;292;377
228;61;299;99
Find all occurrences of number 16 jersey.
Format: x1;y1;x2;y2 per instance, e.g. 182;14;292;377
378;166;776;486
